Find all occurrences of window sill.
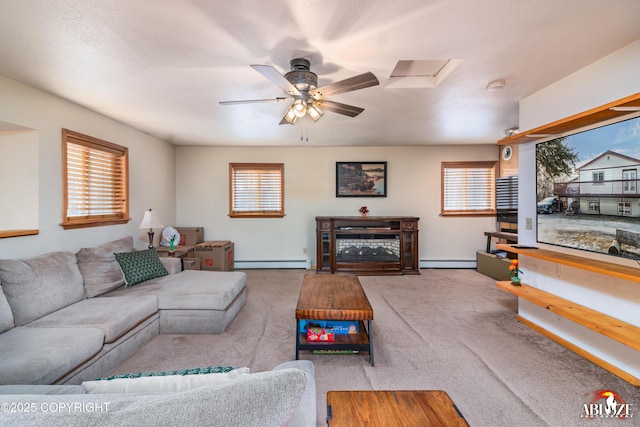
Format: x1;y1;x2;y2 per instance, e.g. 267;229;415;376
440;212;496;217
229;213;285;219
61;218;130;230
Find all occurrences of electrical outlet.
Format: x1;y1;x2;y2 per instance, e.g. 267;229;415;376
525;217;533;230
302;247;307;255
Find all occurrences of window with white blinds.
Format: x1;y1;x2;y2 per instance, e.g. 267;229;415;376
441;161;496;216
62;129;129;229
229;163;284;218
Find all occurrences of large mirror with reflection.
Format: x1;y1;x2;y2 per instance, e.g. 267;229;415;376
536;114;640;259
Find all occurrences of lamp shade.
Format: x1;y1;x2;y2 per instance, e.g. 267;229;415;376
139;209;163;229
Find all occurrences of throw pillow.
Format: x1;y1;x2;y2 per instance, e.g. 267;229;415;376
81;366;250;393
77;236;134;297
114;249;168;287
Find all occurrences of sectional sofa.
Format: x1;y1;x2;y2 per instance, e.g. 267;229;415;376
0;237;248;385
0;360;317;427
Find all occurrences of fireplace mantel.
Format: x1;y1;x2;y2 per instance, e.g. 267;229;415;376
315;216;420;275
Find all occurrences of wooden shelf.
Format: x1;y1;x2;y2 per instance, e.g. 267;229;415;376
0;229;38;239
496;281;640;353
496;244;640;387
496;244;640;283
497;92;640;146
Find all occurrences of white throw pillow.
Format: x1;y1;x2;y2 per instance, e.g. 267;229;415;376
82;367;250;394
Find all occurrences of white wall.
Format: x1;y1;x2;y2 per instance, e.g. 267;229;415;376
0;76;176;259
0;129;38;231
517;39;640;380
176;145;498;267
520;40;640;132
519;40;640;247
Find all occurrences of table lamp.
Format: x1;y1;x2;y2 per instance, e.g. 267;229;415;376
139;208;163;249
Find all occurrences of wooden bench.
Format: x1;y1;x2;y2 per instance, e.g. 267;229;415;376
295;274;374;365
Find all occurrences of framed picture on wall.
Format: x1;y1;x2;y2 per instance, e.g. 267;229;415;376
336;162;387;197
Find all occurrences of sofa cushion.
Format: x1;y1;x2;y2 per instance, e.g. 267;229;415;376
104;270;247;311
82;366;250;393
115;249;168;287
0;252;85;326
27;295;158;343
159;256;181;275
0;326;104;385
0;284;14;333
77;236;133;298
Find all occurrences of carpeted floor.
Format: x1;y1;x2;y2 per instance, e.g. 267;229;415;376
112;269;639;426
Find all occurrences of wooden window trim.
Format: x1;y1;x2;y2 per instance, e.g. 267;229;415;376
441;161;497;217
229;163;285;218
61;129;129;229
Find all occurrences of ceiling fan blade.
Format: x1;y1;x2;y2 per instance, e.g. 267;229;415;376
219;97;289;105
316;100;364;117
310;72;379;99
251;65;301;97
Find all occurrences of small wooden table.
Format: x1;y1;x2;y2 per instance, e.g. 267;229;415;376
326;390;469;426
484;231;517;253
296;274;374;365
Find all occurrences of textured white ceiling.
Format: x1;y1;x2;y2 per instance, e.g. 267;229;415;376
0;0;639;147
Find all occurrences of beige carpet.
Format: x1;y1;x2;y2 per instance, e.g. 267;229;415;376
112;269;639;426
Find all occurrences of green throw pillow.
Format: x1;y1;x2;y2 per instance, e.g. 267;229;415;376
81;366;249;394
99;366;238;380
114;248;168;287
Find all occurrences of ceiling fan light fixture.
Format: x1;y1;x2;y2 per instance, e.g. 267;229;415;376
293;99;307;118
308;104;323;122
222;58;379;126
283;106;298;124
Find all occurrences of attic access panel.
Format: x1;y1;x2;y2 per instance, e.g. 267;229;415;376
386;59;462;89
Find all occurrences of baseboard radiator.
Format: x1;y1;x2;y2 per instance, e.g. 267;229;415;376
234;260;310;269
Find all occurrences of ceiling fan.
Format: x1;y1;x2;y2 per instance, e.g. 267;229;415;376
219;58;379;125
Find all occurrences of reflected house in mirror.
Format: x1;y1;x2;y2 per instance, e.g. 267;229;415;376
336;162;387;197
536;115;640;259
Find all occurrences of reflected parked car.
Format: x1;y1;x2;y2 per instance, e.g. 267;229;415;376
537;196;561;214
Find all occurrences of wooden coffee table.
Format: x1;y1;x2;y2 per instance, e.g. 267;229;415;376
326;390;469;426
295;274;374;365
